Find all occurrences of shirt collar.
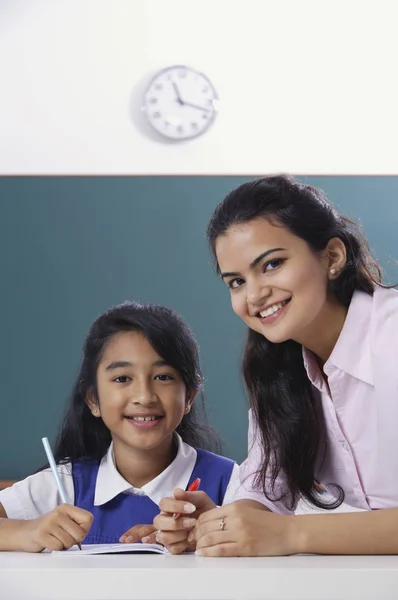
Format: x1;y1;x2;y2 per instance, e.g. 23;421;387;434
325;290;374;385
303;290;374;387
94;434;197;506
302;347;329;393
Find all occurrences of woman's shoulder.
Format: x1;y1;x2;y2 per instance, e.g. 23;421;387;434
373;285;398;317
365;287;398;380
371;286;398;341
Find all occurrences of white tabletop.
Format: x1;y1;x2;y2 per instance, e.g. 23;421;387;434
1;552;398;600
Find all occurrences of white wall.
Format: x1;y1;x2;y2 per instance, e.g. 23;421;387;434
0;0;397;174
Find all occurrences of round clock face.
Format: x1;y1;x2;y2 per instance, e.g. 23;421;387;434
142;65;219;140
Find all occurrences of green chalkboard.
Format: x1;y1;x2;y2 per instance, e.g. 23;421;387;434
1;176;397;479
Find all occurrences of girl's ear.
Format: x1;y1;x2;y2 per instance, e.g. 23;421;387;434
184;389;197;414
85;389;101;418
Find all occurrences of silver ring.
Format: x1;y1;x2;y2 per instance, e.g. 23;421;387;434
219;518;225;531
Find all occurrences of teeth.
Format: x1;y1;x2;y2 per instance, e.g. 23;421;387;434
131;416;157;421
259;301;285;318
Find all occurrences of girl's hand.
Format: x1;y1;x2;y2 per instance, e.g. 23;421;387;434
194;501;297;557
21;504;93;552
153;488;217;555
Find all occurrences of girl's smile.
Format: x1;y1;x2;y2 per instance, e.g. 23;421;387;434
86;330;193;485
124;414;164;429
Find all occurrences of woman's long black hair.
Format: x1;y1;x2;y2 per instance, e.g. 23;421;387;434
50;301;221;465
207;175;384;510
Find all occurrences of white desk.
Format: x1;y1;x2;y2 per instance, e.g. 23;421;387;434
1;552;398;600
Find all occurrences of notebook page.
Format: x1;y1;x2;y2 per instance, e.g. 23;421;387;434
52;543;168;555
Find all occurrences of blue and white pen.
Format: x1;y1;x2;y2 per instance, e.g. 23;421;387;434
41;437;82;550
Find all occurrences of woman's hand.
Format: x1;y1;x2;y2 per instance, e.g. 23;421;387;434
194;501;297;557
153;488;217;554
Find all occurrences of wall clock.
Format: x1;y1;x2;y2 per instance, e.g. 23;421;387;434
142;65;219;140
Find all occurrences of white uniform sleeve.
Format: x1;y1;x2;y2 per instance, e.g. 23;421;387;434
0;463;75;520
231;410;294;514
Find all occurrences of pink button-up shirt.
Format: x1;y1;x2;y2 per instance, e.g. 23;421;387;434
234;286;398;514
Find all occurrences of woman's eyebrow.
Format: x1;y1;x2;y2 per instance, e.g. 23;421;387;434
221;248;286;279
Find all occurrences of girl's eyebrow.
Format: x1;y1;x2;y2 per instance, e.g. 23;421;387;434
105;361;132;371
221;248;286;279
105;359;170;371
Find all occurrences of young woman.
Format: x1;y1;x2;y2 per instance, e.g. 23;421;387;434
0;301;238;552
154;174;398;557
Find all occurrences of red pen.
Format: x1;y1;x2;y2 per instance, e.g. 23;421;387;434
173;477;201;520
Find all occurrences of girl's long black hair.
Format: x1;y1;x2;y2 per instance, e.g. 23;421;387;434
50;301;221;466
207;175;384;510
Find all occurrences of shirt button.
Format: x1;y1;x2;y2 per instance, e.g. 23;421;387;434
342;441;349;452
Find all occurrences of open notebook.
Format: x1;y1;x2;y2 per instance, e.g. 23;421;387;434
52;543;169;555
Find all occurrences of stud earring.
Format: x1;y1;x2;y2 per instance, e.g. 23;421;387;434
330;268;336;275
185;406;190;414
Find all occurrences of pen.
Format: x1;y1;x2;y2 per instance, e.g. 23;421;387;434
41;437;82;550
173;477;200;520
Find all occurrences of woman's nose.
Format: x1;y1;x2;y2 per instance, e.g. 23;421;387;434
246;279;271;308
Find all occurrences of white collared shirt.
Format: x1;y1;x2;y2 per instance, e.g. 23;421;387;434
0;434;240;520
233;286;398;514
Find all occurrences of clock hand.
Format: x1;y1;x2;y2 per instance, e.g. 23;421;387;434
181;101;212;112
171;80;213;112
172;82;184;105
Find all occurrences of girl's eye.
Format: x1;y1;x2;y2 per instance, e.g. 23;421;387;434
155;374;174;381
228;277;245;290
113;376;131;383
264;258;285;272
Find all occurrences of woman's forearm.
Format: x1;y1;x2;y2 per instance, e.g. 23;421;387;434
293;508;398;555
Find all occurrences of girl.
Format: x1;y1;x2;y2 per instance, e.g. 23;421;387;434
0;301;238;552
154;174;398;557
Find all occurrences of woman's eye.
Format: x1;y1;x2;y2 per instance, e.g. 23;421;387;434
264;258;285;272
155;374;173;381
113;376;131;383
228;277;245;289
